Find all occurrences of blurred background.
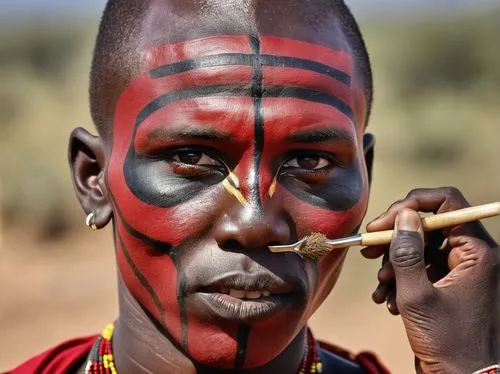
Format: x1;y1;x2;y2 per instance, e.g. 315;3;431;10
1;1;500;372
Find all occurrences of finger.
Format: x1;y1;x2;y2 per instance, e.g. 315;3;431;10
360;245;386;259
447;236;494;271
378;253;395;284
424;231;450;282
372;283;389;304
415;358;424;374
367;187;470;232
390;209;434;306
386;287;399;315
447;221;498;249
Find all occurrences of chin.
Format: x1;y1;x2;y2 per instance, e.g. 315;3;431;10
182;294;308;369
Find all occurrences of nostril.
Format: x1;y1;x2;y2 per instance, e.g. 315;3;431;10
222;239;244;251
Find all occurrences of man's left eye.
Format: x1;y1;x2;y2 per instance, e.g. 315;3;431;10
172;151;220;167
282;155;331;170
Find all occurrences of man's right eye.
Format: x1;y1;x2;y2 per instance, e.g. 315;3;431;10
172;151;220;167
164;149;227;178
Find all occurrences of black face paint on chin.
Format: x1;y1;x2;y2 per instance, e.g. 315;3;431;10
235;324;251;369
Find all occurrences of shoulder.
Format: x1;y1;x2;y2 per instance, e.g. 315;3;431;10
6;335;98;374
319;340;391;374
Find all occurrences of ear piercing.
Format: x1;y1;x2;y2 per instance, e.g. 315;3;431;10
86;212;98;230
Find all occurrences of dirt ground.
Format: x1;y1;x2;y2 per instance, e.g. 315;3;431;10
0;227;412;373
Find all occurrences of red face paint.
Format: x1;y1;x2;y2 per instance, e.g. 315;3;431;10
106;34;369;369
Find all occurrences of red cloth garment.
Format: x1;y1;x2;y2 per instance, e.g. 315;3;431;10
6;334;390;374
5;335;98;374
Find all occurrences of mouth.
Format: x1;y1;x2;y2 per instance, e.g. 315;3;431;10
192;273;294;322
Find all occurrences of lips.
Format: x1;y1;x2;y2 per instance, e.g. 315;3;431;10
191;272;295;322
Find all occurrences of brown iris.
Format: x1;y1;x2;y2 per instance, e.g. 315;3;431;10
177;151;203;165
296;155;320;169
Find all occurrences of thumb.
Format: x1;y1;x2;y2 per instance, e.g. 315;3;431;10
390;209;433;300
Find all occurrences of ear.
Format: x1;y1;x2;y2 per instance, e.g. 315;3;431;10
363;133;375;186
68;127;112;229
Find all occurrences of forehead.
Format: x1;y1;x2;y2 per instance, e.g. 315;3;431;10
117;35;365;139
144;0;350;49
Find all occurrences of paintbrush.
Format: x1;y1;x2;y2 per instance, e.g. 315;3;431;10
268;202;500;260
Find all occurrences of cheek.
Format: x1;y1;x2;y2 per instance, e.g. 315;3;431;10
279;179;369;240
114;218;182;340
278;172;369;309
107;146;217;245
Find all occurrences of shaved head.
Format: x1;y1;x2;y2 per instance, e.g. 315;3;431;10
89;0;372;139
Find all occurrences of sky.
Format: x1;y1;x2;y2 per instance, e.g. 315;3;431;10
1;0;499;23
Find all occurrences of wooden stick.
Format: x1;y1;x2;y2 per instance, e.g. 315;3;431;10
360;202;500;247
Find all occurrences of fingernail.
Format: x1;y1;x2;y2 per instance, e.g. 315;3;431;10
396;210;420;231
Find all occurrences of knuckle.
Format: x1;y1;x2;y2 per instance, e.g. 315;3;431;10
390;232;424;267
406;188;424;198
441;186;466;202
454;235;490;257
387;198;405;211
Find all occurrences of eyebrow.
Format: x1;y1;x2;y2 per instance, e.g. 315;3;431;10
147;127;231;141
286;127;355;145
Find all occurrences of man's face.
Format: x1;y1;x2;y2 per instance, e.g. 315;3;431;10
106;34;369;369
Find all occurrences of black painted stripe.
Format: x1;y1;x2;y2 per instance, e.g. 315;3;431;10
109;188;173;255
176;266;189;351
234;324;251;369
108;183;191;350
116;227;167;324
150;53;351;86
135;85;250;127
134;84;353;131
249;35;264;207
264;86;353;119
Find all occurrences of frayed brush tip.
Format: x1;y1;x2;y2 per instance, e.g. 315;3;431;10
299;232;330;261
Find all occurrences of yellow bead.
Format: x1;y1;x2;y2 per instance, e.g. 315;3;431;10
102;323;115;340
317;362;323;372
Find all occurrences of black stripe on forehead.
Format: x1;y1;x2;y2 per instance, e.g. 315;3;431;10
149;53;351;87
249;35;264;208
134;84;354;131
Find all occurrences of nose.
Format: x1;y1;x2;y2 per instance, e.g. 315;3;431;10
213;204;291;252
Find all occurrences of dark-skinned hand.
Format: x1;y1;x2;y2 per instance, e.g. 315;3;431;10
361;187;499;374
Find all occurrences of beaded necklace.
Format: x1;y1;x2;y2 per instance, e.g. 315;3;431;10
85;323;117;374
299;329;324;373
85;323;322;373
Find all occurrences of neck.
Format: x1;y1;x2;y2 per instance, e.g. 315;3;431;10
113;275;308;373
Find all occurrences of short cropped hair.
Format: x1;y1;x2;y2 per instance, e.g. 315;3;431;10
89;0;373;139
